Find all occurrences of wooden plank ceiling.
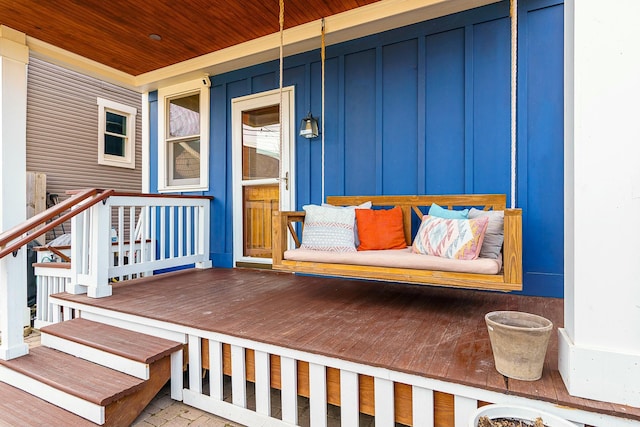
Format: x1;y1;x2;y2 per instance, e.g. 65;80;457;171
0;0;380;76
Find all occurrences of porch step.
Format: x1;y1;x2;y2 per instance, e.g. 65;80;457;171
0;346;142;424
40;318;183;379
0;380;95;427
0;320;180;426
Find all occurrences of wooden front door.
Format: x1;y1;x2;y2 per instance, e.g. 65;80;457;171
232;88;295;265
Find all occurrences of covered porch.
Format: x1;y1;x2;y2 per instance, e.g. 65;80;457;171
42;267;639;426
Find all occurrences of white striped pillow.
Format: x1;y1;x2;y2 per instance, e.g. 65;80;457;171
301;205;357;252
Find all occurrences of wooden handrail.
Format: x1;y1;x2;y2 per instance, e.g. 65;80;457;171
67;189;213;200
0;188;116;260
0;188;97;248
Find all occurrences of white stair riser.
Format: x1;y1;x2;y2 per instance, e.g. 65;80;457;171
41;333;150;380
0;365;105;425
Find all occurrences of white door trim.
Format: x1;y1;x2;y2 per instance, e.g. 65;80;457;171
231;86;296;265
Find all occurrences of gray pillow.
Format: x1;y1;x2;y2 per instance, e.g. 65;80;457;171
468;208;504;259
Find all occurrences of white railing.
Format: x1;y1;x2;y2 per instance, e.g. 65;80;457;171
33;264;71;328
69;194;212;298
176;329;618;427
32;193;212;326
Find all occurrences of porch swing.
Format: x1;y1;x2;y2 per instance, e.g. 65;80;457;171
271;1;523;292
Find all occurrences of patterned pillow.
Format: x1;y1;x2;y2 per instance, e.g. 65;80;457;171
301;205;357;252
321;201;372;247
412;215;489;260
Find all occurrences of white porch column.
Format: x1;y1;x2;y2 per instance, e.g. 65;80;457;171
561;0;640;407
0;26;29;360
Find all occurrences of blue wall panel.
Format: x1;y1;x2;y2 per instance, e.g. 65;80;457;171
425;29;466;194
382;40;419;195
148;91;158;194
520;2;564;296
210;83;229;264
150;0;565;297
472;18;511;195
319;57;343;200
344;49;377;196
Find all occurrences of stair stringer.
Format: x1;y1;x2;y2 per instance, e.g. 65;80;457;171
103;355;172;426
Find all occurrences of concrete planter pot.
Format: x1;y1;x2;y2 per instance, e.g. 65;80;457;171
469;404;575;427
485;311;553;381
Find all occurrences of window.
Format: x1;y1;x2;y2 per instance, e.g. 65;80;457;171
97;97;137;169
158;80;209;191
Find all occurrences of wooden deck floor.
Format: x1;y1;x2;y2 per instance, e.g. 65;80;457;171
55;267;639;423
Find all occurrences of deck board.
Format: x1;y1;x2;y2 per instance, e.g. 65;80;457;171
53;267;640;422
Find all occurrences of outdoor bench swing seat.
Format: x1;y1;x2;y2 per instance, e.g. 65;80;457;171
272;194;522;292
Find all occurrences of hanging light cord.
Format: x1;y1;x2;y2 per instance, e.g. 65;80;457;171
321;18;326;202
278;0;284;192
510;0;518;209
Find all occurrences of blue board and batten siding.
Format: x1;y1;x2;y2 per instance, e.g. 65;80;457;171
148;0;564;297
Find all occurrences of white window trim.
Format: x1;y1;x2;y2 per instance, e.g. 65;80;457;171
97;97;137;169
157;80;210;192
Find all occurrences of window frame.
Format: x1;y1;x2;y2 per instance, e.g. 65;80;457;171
157;80;210;192
97;97;137;169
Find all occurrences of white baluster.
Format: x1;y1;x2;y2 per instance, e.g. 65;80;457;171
340;370;359;427
281;356;298;424
454;395;477;427
412;385;434;427
209;339;224;400
374;377;394;426
255;350;271;415
309;363;327;427
231;344;247;407
188;335;202;394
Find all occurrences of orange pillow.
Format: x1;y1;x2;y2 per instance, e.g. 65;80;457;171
355;207;407;250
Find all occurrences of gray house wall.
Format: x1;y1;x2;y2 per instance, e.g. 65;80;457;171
26;57;142;240
26;57;142;196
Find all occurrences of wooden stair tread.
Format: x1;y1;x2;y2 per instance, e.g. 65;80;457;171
40;318;183;363
0;346;145;406
0;381;96;426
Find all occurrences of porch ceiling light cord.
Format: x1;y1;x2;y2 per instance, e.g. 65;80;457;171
321;17;326;202
510;0;517;209
278;0;284;190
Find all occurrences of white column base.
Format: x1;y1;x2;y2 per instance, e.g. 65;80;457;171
196;260;212;269
87;284;112;298
66;283;88;295
0;342;28;360
558;328;640;408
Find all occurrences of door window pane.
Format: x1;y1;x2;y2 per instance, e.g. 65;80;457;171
242;105;280;180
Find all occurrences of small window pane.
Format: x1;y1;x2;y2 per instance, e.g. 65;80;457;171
105;134;125;157
172;139;201;180
106;112;126;135
169;94;200;138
